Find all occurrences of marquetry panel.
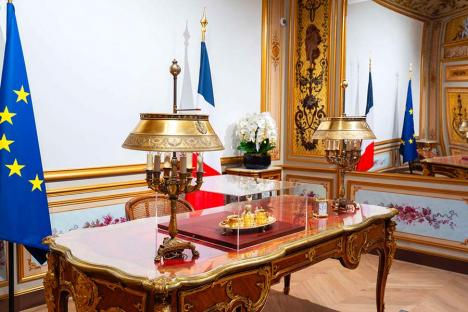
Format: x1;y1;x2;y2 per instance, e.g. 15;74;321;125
341;222;386;268
271;237;343;280
178;266;272;312
287;0;331;160
49;254;148;312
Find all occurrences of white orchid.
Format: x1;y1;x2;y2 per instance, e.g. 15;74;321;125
236;112;278;154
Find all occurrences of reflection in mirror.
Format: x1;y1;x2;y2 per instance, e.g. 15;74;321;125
345;0;424;174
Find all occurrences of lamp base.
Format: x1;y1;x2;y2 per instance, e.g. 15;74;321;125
332;198;360;214
154;237;200;263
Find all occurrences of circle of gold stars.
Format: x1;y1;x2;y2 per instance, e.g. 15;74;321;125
1;85;44;192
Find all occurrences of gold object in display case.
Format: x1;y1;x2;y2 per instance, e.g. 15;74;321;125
122;60;224;263
312;115;375;212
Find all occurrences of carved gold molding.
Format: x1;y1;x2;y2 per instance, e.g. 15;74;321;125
261;0;284;161
373;0;468;21
446;64;468;81
44;164;146;183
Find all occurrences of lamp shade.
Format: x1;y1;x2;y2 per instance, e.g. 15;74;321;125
312;116;376;140
122;113;224;152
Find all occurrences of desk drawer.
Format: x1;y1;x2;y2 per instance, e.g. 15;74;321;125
179;266;271;312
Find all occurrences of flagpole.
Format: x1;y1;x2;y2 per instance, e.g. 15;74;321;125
201;8;207;42
8;242;14;312
5;1;14;310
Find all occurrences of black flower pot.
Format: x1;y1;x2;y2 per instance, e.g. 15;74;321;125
243;153;271;170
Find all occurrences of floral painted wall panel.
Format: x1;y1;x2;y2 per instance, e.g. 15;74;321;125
18;203;127;283
355;190;468;243
292;182;327;199
0;241;6;284
51;203;127;235
289;0;330;158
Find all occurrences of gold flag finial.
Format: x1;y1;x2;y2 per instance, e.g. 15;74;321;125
201;8;208;41
409;63;413;80
369;57;372;72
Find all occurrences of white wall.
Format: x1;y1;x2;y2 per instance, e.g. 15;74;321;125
345;0;423;141
0;0;262;170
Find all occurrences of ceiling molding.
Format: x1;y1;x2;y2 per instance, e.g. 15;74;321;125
373;0;468;20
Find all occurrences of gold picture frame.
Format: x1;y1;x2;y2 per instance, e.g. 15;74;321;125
16;245;47;283
446;64;468;82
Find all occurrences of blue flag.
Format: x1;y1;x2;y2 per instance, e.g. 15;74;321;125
399;80;418;163
197;41;215;107
0;3;51;264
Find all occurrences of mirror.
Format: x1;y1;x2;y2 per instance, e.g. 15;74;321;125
345;0;428;176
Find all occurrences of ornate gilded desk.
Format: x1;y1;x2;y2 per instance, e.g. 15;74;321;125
421;155;468;179
43;202;397;312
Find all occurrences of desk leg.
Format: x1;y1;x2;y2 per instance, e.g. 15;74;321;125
43;252;59;312
283;274;291;295
376;221;396;312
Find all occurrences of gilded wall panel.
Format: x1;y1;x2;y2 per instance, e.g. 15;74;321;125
288;0;330;159
445;88;468;147
444;14;468;60
444;14;468;44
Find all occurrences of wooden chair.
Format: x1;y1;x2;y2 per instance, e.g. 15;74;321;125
125;193;194;220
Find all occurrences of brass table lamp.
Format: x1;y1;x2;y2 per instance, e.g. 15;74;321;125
312;116;376;212
123;60;223;263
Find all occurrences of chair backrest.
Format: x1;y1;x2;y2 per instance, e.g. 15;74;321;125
125;194;194;221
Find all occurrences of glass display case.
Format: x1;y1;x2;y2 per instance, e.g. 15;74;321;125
157;175;314;252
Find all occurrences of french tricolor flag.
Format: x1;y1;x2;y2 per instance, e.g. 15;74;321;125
356;68;375;171
185;38;224;210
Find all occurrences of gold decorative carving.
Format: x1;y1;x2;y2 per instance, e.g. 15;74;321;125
213;265;272;312
346;232;365;265
444;44;468;60
100;308;126;312
43;253;58;312
446;88;468;145
446;64;468;82
386;220;397;272
74;269;101;312
122;134;223;153
271;31;280;71
305;247;316;262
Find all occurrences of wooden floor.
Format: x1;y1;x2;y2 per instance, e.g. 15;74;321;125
25;254;468;312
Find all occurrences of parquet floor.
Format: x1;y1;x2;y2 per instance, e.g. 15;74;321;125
25;254;468;312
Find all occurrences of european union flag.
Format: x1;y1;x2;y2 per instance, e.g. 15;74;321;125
0;3;51;264
399;79;418;163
